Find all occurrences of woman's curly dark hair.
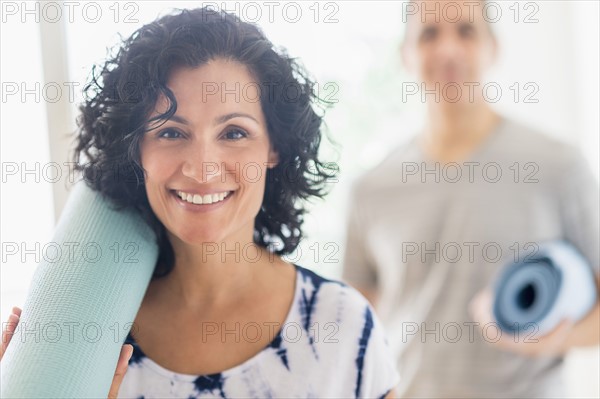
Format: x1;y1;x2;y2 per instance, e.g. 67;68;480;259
71;7;338;279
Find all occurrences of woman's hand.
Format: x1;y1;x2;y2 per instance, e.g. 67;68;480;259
1;306;134;398
108;341;133;399
0;306;21;361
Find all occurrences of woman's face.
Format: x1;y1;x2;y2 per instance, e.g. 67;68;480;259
402;0;496;93
140;58;278;247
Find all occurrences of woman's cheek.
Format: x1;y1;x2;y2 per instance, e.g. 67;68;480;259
238;164;267;208
142;145;175;178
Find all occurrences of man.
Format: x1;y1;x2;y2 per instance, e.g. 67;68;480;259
342;1;600;397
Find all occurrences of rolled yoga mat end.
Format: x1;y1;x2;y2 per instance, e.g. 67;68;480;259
1;181;159;398
493;240;597;336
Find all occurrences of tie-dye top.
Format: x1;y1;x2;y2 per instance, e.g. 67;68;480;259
118;264;400;398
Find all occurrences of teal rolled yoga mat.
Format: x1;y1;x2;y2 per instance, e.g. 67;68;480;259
493;240;597;336
1;181;159;398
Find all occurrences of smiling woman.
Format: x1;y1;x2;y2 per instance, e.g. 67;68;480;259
140;61;279;250
67;6;399;398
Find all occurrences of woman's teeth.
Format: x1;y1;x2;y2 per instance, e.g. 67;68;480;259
176;190;230;205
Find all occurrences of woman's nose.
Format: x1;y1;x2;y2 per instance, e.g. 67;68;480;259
180;144;223;184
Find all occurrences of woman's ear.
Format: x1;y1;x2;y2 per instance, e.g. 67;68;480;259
267;147;279;169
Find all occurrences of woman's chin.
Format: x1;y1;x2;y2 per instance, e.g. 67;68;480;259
170;228;226;247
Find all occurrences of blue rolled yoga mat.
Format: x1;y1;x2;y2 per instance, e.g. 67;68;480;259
493;240;597;336
1;181;159;398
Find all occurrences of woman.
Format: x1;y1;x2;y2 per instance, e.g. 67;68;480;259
1;6;399;399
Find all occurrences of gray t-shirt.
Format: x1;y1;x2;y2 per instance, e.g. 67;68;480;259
342;116;600;398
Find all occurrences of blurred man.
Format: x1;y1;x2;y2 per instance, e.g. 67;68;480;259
342;1;600;397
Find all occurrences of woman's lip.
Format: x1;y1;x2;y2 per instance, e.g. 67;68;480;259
171;189;233;196
170;189;234;213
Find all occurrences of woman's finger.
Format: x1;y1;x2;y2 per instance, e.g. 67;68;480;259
1;312;21;361
107;344;133;399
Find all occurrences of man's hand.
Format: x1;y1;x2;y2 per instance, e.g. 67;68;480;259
468;288;576;357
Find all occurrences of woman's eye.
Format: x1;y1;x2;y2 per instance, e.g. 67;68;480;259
223;128;248;141
158;129;182;139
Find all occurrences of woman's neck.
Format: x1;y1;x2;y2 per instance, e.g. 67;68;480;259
148;229;284;314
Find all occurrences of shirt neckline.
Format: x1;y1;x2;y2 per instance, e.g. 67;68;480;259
410;114;507;164
126;263;301;382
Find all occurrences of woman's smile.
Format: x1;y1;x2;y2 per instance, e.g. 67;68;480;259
169;188;236;213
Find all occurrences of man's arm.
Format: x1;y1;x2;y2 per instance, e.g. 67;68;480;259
556;148;600;350
562;272;600;349
341;181;381;306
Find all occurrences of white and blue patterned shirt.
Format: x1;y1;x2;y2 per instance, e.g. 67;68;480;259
118;264;400;398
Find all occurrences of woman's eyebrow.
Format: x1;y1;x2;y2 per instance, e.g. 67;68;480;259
168;115;189;124
215;112;259;125
165;112;259;125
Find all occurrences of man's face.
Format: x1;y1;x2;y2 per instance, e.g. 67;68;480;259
402;0;496;93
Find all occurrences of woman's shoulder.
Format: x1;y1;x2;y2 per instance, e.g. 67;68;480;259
291;263;386;345
291;264;400;397
293;264;375;314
